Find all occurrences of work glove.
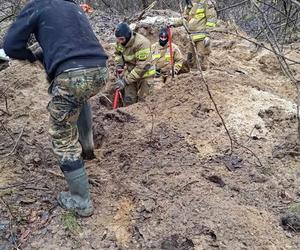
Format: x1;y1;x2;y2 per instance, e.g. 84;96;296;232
115;64;125;77
155;69;161;77
203;37;210;47
114;78;127;90
170;68;179;75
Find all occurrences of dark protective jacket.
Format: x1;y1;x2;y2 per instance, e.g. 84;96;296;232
4;0;108;80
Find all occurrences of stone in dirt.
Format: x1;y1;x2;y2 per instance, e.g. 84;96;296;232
161;234;195;250
281;213;300;232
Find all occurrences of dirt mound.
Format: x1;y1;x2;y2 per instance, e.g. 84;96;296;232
1;22;300;250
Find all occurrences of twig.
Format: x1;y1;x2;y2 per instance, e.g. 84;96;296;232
0;13;14;23
4;93;10;115
20;186;50;191
233;140;263;167
89;178;102;187
182;22;234;154
0;122;14;141
100;93;112;104
6;126;25;157
180;180;199;191
46;169;64;178
99;0;119;13
0;197;18;248
0;179;37;190
144;102;155;143
291;0;300;8
0;80;21;99
0;197;15;218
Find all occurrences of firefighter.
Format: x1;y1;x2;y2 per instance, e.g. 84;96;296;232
151;27;188;84
171;0;218;71
114;22;155;106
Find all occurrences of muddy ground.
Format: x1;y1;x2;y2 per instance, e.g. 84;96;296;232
1;18;300;250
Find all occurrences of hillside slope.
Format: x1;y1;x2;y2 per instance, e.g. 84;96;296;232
0;22;300;249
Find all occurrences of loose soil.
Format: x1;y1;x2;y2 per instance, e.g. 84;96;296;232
0;17;300;250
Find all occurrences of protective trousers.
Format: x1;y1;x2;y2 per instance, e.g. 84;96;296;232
47;67;108;171
124;79;150;106
189;39;211;70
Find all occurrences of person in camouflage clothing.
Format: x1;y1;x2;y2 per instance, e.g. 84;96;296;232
171;0;218;71
114;22;155;106
4;0;108;217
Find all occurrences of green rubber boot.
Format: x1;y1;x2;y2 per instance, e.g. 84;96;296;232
58;167;94;217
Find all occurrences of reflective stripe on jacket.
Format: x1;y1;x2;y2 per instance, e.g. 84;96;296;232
174;0;217;33
151;42;184;73
114;32;155;83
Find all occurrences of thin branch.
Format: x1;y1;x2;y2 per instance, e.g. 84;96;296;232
125;0;157;24
182;22;234;154
6;126;25;157
0;13;14;23
0;122;14;141
291;0;300;8
250;0;300;141
4;93;10;115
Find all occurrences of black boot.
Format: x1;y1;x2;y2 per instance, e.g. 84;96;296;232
78;101;96;160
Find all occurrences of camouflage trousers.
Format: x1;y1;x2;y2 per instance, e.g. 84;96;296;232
47;67;108;166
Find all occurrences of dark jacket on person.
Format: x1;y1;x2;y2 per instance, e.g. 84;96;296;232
3;0;108;80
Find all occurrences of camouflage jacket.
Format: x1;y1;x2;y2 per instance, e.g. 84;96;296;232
114;32;155;84
151;42;184;74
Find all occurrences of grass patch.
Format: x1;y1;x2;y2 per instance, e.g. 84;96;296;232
288;203;300;214
62;211;82;235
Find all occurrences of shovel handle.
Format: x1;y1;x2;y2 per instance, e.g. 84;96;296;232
167;26;174;78
113;89;120;109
